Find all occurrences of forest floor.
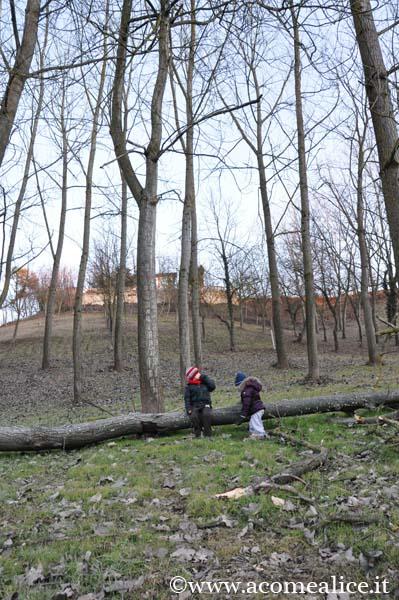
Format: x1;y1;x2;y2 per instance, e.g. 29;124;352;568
0;313;399;598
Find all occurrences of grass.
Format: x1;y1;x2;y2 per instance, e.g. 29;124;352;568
1;419;398;598
1;314;399;597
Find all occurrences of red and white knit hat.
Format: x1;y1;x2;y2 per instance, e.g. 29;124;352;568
185;366;200;381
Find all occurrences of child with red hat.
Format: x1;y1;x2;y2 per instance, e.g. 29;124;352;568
184;366;216;437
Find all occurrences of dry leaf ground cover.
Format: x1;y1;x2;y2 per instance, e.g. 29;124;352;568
0;314;399;598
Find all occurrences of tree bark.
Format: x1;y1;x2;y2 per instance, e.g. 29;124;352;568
0;0;40;169
290;3;319;380
350;0;399;280
2;389;399;452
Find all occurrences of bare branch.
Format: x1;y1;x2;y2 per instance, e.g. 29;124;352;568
159;95;262;156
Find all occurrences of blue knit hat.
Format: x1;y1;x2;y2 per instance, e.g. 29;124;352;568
235;371;247;387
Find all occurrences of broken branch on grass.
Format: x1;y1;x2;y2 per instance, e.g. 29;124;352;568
215;443;328;501
331;410;399;427
316;512;382;529
378;415;399;429
270;449;329;485
253;481;314;503
267;429;323;453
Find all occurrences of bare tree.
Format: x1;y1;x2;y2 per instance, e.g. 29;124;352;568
190;196;202;365
354;111;378;363
110;0;172;412
279;223;306;341
73;3;109;400
9;267;39;343
289;0;319;380
169;0;197;385
0;0;40;168
0;10;48;309
230;248;258;329
42;79;69;370
312;212;349;353
113;174;128;371
350;0;399;281
169;0;231;381
157;257;178;316
318;67;379;364
88;234;120;334
218;6;289;367
207;198;244;352
113;57;136;373
247;248;271;333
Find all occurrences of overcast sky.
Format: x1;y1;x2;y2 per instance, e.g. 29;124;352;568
1;0;398;325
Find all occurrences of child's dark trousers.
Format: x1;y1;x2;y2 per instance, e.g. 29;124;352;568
190;405;212;437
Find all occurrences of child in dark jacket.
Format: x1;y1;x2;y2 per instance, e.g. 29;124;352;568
235;371;267;439
184;366;216;437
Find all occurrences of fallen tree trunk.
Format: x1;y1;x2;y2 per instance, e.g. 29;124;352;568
2;389;399;452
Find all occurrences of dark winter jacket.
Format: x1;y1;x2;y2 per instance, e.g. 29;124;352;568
184;373;216;413
239;377;265;418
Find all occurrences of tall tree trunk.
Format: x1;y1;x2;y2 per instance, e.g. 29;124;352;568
191;196;202;365
110;0;169;412
357;137;378;364
178;195;192;385
290;3;319;380
114;65;130;373
337;295;342;332
258;159;288;368
114;175;128;372
351;295;363;344
73;16;108;398
323;293;339;352
0;0;40;168
319;308;327;342
137;195;162;411
369;262;378;341
42;85;68;370
239;299;244;328
351;0;399;280
333;315;339;352
12;309;21;343
177;0;196;385
0;42;46;307
341;294;347;339
222;248;235;352
225;53;289;368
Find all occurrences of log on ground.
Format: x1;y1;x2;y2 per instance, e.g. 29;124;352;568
2;389;399;452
